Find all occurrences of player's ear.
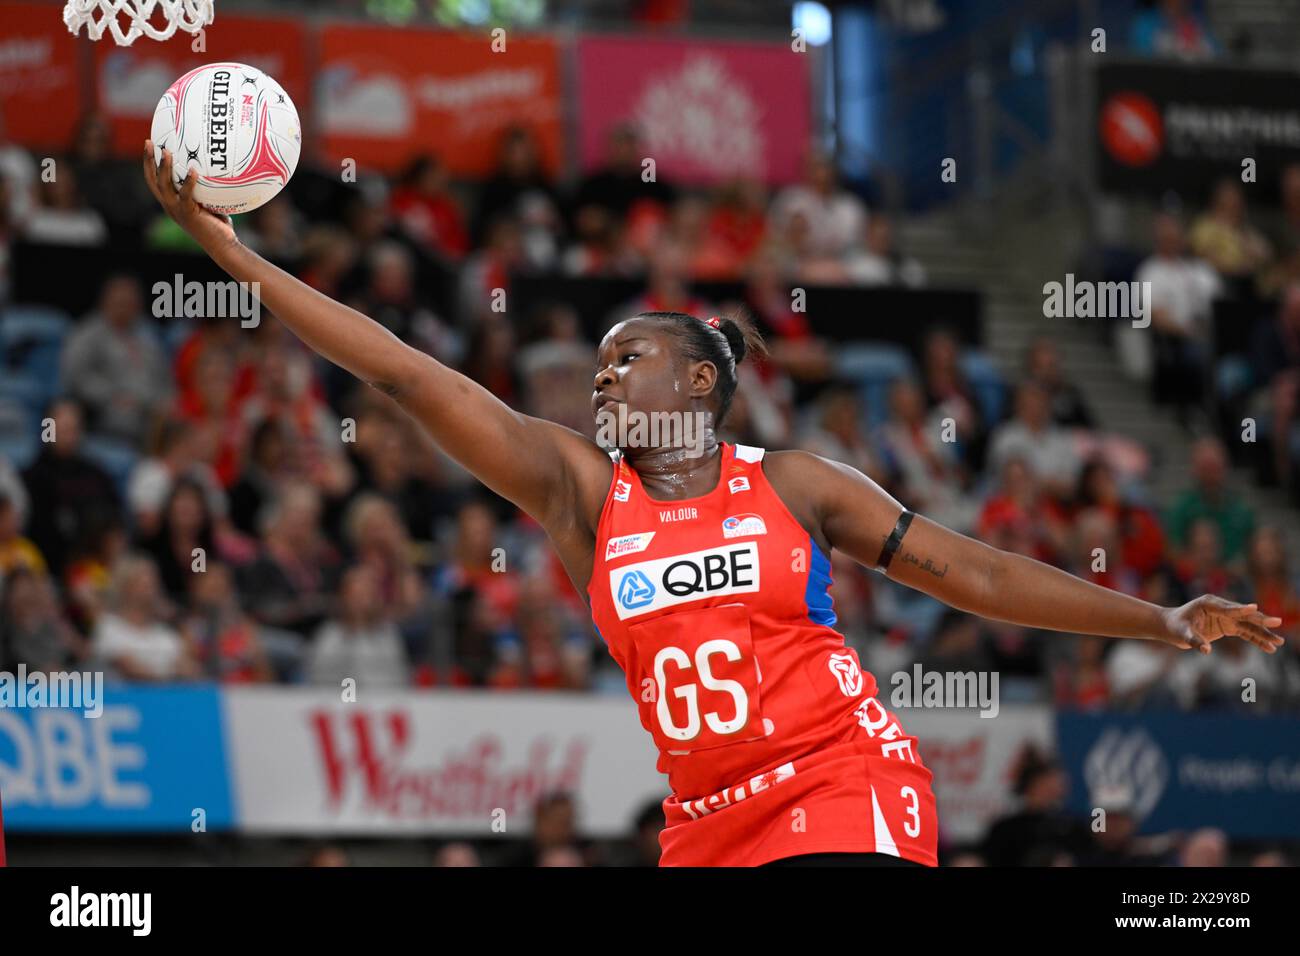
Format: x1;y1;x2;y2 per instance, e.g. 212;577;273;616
687;359;718;400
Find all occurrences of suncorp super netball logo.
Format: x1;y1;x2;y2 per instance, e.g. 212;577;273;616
1100;91;1163;167
1083;726;1168;821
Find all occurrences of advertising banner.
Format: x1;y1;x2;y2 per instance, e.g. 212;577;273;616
91;14;310;157
316;27;563;177
222;687;665;836
1057;712;1300;838
1096;60;1300;201
0;684;233;831
0;1;84;151
576;35;811;185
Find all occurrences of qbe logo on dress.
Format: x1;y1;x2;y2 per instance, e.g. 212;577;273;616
611;542;760;619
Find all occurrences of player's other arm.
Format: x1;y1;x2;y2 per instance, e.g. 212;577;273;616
142;144;610;527
794;451;1284;654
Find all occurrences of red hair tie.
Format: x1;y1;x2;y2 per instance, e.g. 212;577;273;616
706;316;722;329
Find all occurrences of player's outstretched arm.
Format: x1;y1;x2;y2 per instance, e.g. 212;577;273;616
780;450;1285;655
142;143;611;528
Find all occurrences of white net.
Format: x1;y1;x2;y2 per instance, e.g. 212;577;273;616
63;0;215;46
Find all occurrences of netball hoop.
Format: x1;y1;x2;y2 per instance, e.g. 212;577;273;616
63;0;215;46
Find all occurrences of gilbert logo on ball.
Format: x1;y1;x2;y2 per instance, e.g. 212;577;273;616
151;62;301;215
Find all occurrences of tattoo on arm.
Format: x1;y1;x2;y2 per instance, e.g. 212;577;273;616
901;550;949;579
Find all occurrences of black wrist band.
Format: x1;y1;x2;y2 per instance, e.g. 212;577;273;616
876;510;915;571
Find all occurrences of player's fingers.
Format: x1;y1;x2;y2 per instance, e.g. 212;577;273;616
141;141;164;203
1232;620;1285;652
159;149;179;205
179;166;198;205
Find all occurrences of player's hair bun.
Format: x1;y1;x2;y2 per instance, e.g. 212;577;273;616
718;318;747;364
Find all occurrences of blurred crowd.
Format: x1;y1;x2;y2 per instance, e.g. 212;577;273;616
0;107;1298;715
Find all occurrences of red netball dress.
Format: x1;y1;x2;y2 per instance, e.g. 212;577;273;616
588;443;938;866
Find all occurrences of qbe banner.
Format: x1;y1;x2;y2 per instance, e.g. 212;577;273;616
1096;59;1300;201
576;35;810;186
1057;712;1300;838
222;688;666;836
893;706;1055;843
0;685;233;831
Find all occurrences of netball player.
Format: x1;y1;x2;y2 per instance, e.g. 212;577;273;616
143;146;1284;867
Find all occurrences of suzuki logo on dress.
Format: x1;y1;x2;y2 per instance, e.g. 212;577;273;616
618;570;657;609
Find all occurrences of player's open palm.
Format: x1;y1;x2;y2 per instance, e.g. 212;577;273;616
141;140;237;250
1160;595;1285;655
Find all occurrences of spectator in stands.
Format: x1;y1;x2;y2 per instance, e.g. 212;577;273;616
345;412;448;546
1260;165;1300;296
489;572;591;690
473;126;561;268
872;378;977;532
1072;508;1141;596
61;274;171;444
21;399;122;579
243;197;304;264
388;154;469;262
989;382;1081;501
93;553;200;681
1165;436;1255;563
613;239;711;324
977;455;1068;564
799;385;878;484
1189;179;1271;290
1074;458;1166;579
1079;784;1171;865
463;316;520;406
71;112;152;243
1129;0;1219;60
1247;282;1300;488
770;149;866;260
0;174;12;304
571;123;676;224
1245;527;1300;642
706;177;768;267
0;492;45;577
354;239;460;362
1052;635;1111;711
920;328;987;471
128;417;228;539
432;842;481;867
561;202;640;278
182;560;273;683
1130;212;1220;418
665;195;744;280
982;749;1088;867
1179;828;1229;867
305;563;410;688
1024;337;1094;428
1174;517;1248;604
63;512;127;634
343;493;433;661
298;225;359;299
0;104;37;231
459;215;525;328
768;206;850;285
141;476;237;601
844;214;926;287
616;800;665;867
0;566;86;672
238;482;342;637
517;304;601;435
501;792;585;867
23;165;108;246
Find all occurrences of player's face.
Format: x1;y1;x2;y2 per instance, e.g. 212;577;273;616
592;319;716;439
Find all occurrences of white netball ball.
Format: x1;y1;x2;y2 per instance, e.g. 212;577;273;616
151;62;301;215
